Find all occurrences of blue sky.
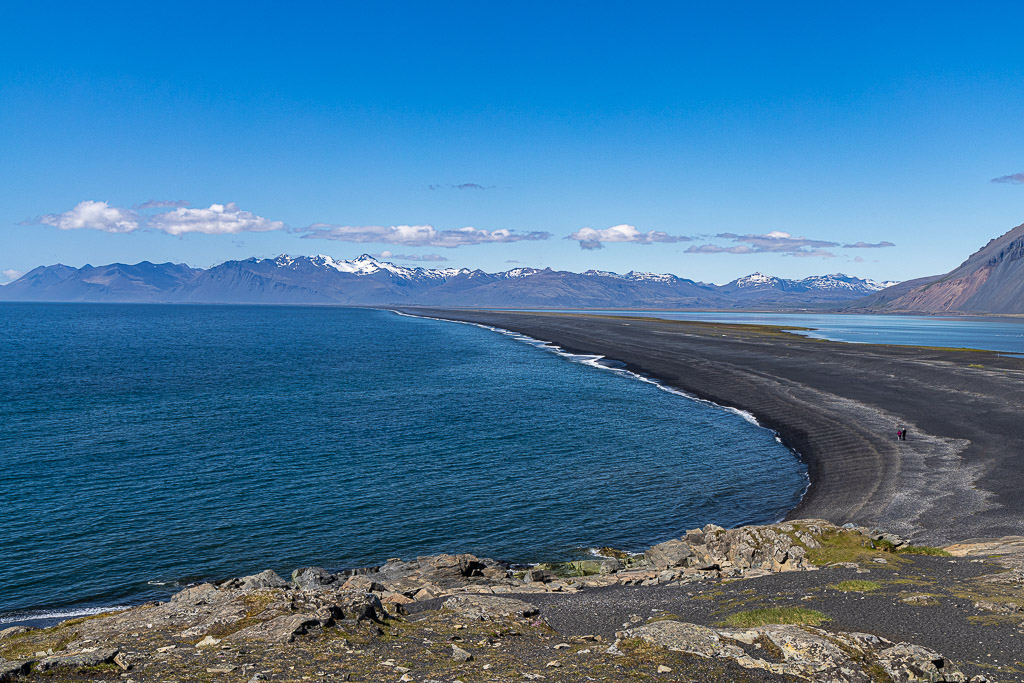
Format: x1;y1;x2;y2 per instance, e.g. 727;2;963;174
2;2;1024;284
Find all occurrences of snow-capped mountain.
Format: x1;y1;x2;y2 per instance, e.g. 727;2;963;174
0;254;897;309
798;274;897;292
729;272;790;289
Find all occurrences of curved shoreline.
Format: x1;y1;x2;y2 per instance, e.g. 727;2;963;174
401;308;1024;545
391;307;812;521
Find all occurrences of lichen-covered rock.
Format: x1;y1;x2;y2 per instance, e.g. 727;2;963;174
624;621;967;682
291;566;342;590
644;539;695;569
645;520;843;576
341;574;385;593
0;659;32;682
225;614;322;643
623;621;745;659
35;647;120;672
375;553;509;594
0;628;30;642
876;643;967;682
442;595;540;620
220;569;289;590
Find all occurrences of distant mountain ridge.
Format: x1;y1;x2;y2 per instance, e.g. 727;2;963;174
0;254;896;309
853;222;1024;315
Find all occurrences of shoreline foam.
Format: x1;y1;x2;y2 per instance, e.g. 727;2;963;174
403;307;1024;546
390;307;811;520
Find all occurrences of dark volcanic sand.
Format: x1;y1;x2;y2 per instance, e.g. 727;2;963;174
404;309;1024;545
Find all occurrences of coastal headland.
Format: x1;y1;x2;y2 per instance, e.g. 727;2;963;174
403;308;1024;546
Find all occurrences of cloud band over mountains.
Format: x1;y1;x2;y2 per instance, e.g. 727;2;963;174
27;200;284;236
25;200;893;258
301;224;551;247
568;224;693;250
25;200;548;247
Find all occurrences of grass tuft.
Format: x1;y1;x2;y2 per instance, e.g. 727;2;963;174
719;607;830;628
831;580;882;592
897;545;952;557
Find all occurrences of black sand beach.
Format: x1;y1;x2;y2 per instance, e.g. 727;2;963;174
406;309;1024;545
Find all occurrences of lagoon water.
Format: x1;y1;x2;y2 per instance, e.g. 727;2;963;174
0;304;805;624
542;310;1024;355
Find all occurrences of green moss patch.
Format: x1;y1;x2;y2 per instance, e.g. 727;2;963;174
896;545;952;557
831;580;882;592
719;607;830;628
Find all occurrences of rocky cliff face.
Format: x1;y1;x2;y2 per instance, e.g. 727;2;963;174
870;222;1024;314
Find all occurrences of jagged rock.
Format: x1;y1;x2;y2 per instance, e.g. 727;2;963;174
171;582;220;605
623;621;745;659
524;569;554;583
734;625;853;674
413;586;439;601
225;614;322;643
0;659;33;681
220;569;289;590
291;566;342;590
973;600;1024;614
624;620;966;682
342;574;386;593
901;594;940;606
645;521;838;575
333;591;386;622
35;647;120;672
443;595;540;620
381;590;415;607
871;532;908;548
644;539;696;569
376;554;508;593
451;644;473;661
876;643;966;682
0;628;30;641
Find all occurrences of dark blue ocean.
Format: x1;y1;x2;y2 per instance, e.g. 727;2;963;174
0;304;806;624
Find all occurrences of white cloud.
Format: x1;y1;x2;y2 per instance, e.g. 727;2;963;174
301;224;550;247
992;172;1024;184
842;241;895;249
147;202;285;235
1;269;23;284
687;231;839;258
33;200;140;233
135;199;190;209
375;251;450;262
567;224;693;250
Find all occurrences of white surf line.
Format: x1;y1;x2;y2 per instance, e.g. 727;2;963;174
390;309;811;519
0;604;130;625
391;310;773;428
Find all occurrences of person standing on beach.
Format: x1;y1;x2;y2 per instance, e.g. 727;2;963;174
902;427;908;440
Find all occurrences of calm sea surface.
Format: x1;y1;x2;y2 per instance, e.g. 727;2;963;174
540;311;1024;355
0;304;806;624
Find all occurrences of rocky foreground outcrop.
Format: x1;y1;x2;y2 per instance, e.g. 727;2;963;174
2;520;1019;681
623;621;967;682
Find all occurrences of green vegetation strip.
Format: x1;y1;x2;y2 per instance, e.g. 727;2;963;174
896;545;952;556
720;607;830;628
831;580;882;592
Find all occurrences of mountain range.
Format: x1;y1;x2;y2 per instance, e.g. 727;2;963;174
0;254;896;309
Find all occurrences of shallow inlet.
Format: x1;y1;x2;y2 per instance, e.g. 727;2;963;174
0;303;806;624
